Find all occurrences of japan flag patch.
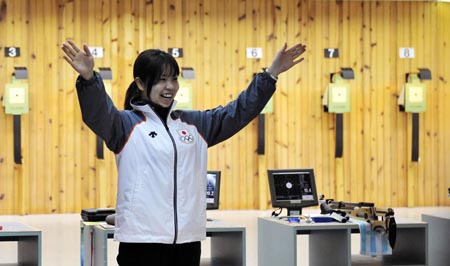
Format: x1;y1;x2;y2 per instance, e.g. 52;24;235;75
177;129;194;144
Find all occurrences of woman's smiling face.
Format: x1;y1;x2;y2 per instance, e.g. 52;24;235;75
148;74;179;108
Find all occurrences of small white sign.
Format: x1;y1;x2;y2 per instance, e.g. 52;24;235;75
89;47;104;58
246;47;263;59
399;47;415;59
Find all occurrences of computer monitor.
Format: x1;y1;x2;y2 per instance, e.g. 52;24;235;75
267;168;319;216
206;171;221;210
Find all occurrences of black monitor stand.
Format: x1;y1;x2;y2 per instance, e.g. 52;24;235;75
287;208;303;216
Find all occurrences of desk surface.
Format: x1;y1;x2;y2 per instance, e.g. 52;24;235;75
93;219;246;233
422;212;450;220
260;216;427;229
206;219;246;231
0;222;41;235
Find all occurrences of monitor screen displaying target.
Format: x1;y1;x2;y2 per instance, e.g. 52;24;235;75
267;168;319;215
206;170;221;210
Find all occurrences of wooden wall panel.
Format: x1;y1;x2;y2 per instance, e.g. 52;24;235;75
437;3;450;206
0;0;449;215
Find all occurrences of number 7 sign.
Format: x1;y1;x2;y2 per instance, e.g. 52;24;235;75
324;48;339;58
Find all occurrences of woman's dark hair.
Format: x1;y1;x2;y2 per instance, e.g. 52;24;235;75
124;49;180;110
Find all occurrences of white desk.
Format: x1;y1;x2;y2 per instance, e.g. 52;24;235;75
0;222;42;266
81;220;246;266
258;217;428;266
421;213;450;266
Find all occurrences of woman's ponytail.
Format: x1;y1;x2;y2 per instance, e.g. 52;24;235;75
124;81;140;110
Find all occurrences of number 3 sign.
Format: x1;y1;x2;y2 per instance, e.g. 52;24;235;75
4;47;21;57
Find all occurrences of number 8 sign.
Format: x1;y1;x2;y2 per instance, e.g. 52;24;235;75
399;47;415;59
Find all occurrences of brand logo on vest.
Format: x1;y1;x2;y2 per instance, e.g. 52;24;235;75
177;129;194;144
148;131;158;138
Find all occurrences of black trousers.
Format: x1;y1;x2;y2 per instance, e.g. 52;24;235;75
116;241;201;266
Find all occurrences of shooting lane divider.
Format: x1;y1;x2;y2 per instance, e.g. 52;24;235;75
398;68;431;162
13;115;21;164
412;113;419;162
335;114;343;157
3;67;29;164
96;135;104;160
257;114;265;155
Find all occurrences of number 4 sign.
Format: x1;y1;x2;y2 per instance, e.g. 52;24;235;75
89;47;104;58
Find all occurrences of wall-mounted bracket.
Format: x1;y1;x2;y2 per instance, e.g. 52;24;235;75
398;68;432;162
181;67;195;79
323;68;354;158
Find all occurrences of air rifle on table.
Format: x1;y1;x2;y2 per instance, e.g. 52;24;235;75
319;195;397;249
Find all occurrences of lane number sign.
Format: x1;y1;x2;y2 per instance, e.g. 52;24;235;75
246;47;263;59
399;47;415;59
169;48;184;58
324;48;339;58
5;47;20;57
89;47;104;58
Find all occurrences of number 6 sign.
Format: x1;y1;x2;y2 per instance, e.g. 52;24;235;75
246;47;263;59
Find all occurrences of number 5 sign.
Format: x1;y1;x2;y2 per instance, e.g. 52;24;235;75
169;48;184;58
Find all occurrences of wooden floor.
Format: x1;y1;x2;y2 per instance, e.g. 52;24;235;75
0;206;449;266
